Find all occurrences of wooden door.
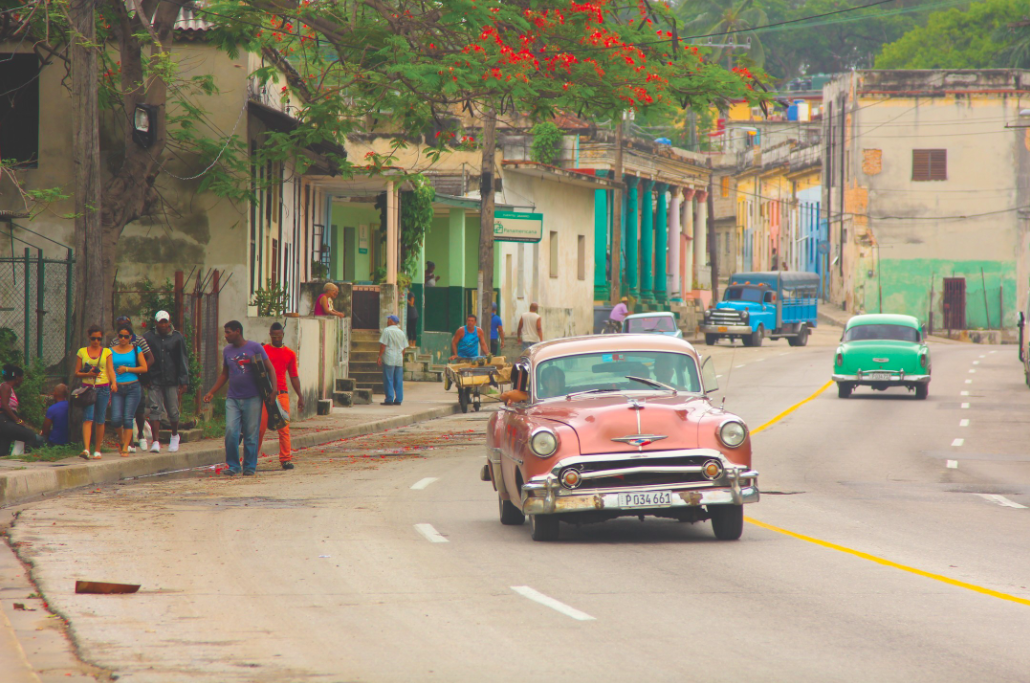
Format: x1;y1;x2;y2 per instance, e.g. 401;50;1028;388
943;278;966;330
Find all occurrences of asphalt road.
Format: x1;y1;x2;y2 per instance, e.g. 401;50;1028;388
9;327;1030;683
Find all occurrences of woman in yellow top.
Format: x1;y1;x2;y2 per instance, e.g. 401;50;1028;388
75;324;117;459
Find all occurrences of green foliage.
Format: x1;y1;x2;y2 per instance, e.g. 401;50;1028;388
530;122;565;166
310;260;329;281
400;175;435;278
18;358;48;428
876;0;1027;69
250;279;291;317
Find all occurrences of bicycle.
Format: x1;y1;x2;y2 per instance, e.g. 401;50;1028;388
601;319;622;334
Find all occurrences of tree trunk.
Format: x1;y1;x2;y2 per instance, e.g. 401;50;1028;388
609;121;623;304
71;0;104;340
477;104;498;335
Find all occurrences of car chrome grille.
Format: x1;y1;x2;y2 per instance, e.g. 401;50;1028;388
572;455;713;490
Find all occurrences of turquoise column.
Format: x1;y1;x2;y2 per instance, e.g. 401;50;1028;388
640;179;655;305
593;171;610;301
654;182;668;304
625;176;639;297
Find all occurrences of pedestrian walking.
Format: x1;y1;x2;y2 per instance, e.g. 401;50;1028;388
41;384;70;446
114;315;154;453
75;325;116;459
203;321;276;476
259;322;304;470
406;291;419;348
314;282;346;319
143;311;189;453
489;303;504;356
378;314;408;405
450;314;488;361
517;303;543;351
0;365;43;455
110;322;148;457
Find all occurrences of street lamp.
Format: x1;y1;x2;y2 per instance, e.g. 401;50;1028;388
132;103;158;148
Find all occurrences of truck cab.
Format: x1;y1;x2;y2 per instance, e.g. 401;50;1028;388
701;271;819;347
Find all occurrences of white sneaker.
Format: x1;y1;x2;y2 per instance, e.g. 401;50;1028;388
127;445;136;454
138;437;148;451
169;434;180;452
150;442;161;453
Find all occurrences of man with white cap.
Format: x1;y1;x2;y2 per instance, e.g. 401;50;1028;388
143;310;189;453
377;314;407;406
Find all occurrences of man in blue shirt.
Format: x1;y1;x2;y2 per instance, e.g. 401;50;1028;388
42;384;70;446
489;303;504;356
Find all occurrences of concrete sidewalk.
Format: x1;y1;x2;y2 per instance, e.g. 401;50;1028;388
0;382;458;509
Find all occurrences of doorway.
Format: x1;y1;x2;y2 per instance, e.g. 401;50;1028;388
943;278;966;330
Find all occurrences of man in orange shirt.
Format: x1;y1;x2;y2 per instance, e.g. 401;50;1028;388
260;322;305;470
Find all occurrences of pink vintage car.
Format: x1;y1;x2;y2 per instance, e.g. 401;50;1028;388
483;335;758;541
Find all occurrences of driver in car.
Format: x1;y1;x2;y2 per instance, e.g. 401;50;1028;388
538;366;566;397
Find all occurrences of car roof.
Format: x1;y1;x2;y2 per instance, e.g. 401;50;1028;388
624;311;675;320
845;313;920;328
523;334;699;365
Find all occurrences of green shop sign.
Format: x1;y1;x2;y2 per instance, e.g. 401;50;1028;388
493;210;543;243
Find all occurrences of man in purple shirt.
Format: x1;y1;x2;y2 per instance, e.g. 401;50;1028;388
609;297;630;331
203;320;276;476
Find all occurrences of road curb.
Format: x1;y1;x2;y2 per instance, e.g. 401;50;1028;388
0;404;459;509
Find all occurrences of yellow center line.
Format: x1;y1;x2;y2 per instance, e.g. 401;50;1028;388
746;380;1030;607
745;517;1030;607
751;380;833;435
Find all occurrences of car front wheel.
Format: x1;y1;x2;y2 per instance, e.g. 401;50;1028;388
499;496;525;525
709;505;743;541
530;514;560;541
705;334;718;346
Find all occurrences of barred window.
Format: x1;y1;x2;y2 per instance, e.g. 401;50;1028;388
912;149;947;181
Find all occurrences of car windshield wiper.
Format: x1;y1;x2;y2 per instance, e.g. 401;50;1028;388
564;387;623;400
625;375;678;393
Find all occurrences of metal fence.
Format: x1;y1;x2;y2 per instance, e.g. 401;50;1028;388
0;249;74;375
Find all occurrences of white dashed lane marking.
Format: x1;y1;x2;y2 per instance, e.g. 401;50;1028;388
947;460;959;469
960;391;970;396
965;380;973;384
511;586;595;621
978;494;1028;509
414;524;449;543
952;438;965;447
961;403;970;409
411;477;439;490
959;419;970;427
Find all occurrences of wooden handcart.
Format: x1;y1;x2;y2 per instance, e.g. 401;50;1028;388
443;357;512;413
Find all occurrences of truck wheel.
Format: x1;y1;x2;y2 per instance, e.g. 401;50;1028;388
709;505;743;541
530;514;560;541
915;384;929;400
705;334;718;346
499;496;525;525
787;325;809;347
750;326;764;347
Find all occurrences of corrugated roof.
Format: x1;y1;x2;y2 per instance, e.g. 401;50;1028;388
174;5;213;32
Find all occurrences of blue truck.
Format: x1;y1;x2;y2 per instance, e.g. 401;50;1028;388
700;271;819;347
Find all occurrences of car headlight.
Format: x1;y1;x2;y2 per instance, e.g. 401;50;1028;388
718;420;747;448
529;428;559;457
741;309;749;321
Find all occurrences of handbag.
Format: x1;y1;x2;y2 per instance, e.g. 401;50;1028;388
71;384;96;407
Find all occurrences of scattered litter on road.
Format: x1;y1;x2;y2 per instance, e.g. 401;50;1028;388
75;580;140;595
13;602;33;611
319;555;331;558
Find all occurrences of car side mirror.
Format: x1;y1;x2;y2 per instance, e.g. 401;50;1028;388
701;356;718;393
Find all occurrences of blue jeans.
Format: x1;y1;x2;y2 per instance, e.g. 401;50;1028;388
225;396;262;473
109;381;141;429
82;385;111;423
383;365;403;404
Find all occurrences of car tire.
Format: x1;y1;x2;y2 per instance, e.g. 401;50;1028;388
837;382;852;399
499;496;525;526
709;505;743;541
530;514;560;541
750;326;764;347
915;383;929;400
705;334;718;346
788;325;809;347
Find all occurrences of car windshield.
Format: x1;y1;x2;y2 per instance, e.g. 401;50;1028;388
844;324;919;343
534;351;701;399
724;286;764;303
626;316;675;333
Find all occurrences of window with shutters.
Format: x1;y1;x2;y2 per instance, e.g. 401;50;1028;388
912;149;947;181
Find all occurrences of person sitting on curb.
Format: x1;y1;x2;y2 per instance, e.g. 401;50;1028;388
41;384;70;446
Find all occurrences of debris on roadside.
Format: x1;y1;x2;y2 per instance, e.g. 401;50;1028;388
75;581;140;595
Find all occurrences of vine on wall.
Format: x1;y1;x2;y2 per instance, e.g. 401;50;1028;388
530;122;564;166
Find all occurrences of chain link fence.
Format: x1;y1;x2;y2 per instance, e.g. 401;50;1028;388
0;250;74;377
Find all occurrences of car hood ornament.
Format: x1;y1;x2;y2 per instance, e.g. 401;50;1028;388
612;434;668;447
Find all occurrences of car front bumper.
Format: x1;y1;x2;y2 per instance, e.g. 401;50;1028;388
521;449;759;516
832;372;930;385
701;324;753;335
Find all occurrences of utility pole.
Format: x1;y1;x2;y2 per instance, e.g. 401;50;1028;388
71;0;104;338
609;120;624;304
707;179;718;301
478;104;498;329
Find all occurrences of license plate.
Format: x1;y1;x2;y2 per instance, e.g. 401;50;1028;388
717;326;728;332
617;490;672;508
867;372;892;381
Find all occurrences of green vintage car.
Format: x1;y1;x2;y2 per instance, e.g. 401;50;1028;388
832;314;931;399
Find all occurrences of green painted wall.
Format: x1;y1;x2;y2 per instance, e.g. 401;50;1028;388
862;258;1017;330
464;217;479;288
425;216;451;285
330;203;379;283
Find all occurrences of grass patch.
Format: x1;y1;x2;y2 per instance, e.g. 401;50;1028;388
1;443;83;462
